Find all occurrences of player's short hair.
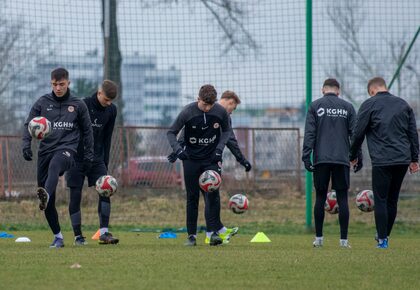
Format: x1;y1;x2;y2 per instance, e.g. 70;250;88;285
101;79;118;100
367;77;387;92
51;67;69;81
198;84;217;104
221;90;241;104
323;78;340;89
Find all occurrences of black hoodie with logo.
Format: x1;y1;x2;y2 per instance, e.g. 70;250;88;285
22;90;94;162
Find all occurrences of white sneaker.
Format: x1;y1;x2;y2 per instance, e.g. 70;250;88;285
340;239;351;248
313;238;323;248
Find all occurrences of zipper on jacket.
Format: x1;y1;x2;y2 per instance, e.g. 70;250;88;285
203;112;207;124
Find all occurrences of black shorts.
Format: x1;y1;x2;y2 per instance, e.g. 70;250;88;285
66;161;107;188
313;163;349;191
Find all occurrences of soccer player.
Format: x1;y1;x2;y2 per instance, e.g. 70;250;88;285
350;77;419;249
22;67;94;248
302;78;359;248
167;84;231;246
66;80;119;245
167;90;252;244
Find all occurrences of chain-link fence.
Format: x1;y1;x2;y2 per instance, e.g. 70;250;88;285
4;127;420;198
1;127;303;196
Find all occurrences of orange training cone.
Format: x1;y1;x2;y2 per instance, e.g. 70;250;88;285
91;229;100;240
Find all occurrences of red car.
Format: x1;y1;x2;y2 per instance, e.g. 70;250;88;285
118;156;182;187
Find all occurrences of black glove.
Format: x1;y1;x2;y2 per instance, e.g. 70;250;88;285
353;158;363;173
212;149;223;163
83;159;92;174
23;148;33;161
176;148;189;161
240;159;252;172
167;152;177;163
304;160;314;172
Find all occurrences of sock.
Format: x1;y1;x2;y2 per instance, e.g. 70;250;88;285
315;236;323;242
218;227;227;234
100;228;109;235
54;232;63;239
206;232;212;239
340;239;348;244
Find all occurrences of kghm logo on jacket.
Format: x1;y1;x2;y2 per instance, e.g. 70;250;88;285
53;121;75;130
317;107;348;118
189;135;217;146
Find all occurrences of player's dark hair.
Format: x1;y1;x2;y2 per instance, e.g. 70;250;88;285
51;67;69;81
221;90;241;104
102;79;118;100
198;84;217;104
323;78;340;89
367;77;387;92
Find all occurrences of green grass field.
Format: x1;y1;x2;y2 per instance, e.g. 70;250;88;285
1;192;420;289
0;231;420;290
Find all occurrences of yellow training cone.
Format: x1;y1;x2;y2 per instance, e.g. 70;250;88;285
91;229;100;240
250;232;271;243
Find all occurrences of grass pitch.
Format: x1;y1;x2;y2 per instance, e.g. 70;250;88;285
1;231;419;290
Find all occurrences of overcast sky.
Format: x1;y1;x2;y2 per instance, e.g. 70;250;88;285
4;0;420;108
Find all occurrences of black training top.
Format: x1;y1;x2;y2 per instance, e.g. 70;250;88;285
167;102;231;160
22;90;94;161
302;93;357;166
350;91;419;166
74;92;117;167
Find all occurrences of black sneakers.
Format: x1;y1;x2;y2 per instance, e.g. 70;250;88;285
99;232;119;245
209;232;223;246
37;187;49;211
184;235;197;246
74;235;88;246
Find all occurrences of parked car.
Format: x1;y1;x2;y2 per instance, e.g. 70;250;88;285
118;156;182;187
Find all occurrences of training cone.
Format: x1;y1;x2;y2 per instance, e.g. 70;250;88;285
250;232;271;243
91;229;100;240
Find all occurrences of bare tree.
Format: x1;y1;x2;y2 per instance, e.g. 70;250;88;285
140;0;258;56
326;1;419;106
0;5;48;134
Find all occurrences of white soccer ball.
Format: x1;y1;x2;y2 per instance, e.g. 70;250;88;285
95;175;118;197
28;116;51;140
228;193;249;214
356;190;374;212
199;170;222;192
324;190;339;214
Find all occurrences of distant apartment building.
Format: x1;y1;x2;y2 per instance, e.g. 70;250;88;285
17;54;181;126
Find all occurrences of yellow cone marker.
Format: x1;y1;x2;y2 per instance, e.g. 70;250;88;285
91;229;100;240
250;232;271;243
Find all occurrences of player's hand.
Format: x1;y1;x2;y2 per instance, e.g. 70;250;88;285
23;148;33;161
240;159;252;172
176;148;189;161
304;160;314;172
353;158;363;173
83;159;92;174
167;152;177;163
212;149;223;163
409;162;419;174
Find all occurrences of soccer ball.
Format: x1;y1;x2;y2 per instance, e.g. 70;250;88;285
228;193;249;214
95;175;118;197
28;116;51;140
324;190;339;214
356;190;375;212
199;170;221;192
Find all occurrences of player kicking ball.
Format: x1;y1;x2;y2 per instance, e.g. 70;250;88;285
167;84;231;246
22;68;94;248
